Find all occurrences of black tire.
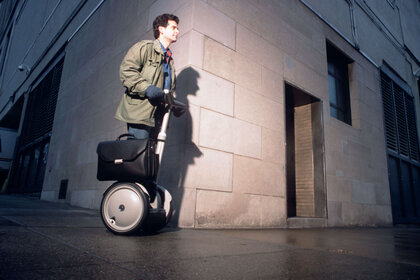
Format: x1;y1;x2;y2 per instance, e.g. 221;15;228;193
166;200;173;225
155;187;173;225
100;182;148;235
141;191;167;233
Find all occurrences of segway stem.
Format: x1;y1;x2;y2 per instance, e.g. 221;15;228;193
156;90;171;162
156;89;186;163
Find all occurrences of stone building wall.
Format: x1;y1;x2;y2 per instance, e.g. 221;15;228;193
1;0;419;228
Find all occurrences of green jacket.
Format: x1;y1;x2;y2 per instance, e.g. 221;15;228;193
115;39;176;126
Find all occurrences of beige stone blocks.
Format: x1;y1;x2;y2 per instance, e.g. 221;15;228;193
156;144;185;188
174;0;194;33
326;176;351;202
227;2;325;74
233;155;284;197
234;85;283;131
41;0;399;229
327;177;392;227
305;0;353;40
236;24;283;74
323;90;391;225
261;67;285;104
342;139;371;159
350;180;376;205
233;118;262;159
327;201;343;226
203;37;264;94
148;0;192;31
234;54;262;94
186;104;200;144
183;147;233;192
354;61;380;93
168;187;197;228
158;144;232;192
193;0;236;49
186;67;234;116
195;189;286;228
284;54;328;100
262;128;285;165
199;108;262;159
199;109;233;152
341;202;392;226
173;30;204;69
203;37;236;81
208;0;265;38
375;183;392;206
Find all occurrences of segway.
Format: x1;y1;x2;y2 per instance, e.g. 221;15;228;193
97;90;185;234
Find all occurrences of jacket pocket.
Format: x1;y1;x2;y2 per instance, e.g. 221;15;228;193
142;60;160;82
126;95;143;105
147;60;159;67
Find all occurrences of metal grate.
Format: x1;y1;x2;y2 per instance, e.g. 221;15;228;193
406;97;420;161
394;85;409;157
381;71;420;162
20;59;63;148
381;74;398;152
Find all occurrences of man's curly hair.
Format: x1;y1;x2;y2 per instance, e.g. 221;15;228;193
153;14;179;39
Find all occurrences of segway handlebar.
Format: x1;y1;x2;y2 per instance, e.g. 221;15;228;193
156;90;186;161
163;89;186;110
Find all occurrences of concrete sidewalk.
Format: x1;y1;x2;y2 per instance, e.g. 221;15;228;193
0;194;419;280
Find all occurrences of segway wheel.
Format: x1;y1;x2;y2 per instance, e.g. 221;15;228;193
101;182;148;235
142;191;167;233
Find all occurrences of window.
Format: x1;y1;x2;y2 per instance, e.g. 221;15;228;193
20;58;63;147
381;71;419;162
381;67;420;224
327;43;353;125
8;56;64;194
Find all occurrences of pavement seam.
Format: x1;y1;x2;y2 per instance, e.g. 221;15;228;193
1;216;148;279
211;231;420;268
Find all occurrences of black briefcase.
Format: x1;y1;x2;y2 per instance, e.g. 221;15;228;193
96;134;157;181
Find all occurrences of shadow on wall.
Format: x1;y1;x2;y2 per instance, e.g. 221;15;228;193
158;66;202;227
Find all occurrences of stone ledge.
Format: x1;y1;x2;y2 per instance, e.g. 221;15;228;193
287;217;327;228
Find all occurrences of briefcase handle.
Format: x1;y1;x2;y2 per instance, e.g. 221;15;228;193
117;133;136;140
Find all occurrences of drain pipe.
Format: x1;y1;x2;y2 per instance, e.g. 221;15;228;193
299;0;354;48
299;0;378;68
346;0;360;50
67;0;105;42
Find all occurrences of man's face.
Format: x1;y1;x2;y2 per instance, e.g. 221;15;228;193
159;20;179;44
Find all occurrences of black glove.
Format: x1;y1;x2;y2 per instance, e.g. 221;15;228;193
145;86;164;104
172;107;186;117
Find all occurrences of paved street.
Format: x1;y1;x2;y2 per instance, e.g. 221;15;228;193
0;194;420;279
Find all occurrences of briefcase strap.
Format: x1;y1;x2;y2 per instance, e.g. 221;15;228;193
117;133;136;140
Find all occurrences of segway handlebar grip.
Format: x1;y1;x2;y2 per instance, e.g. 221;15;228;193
163;89;186;110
